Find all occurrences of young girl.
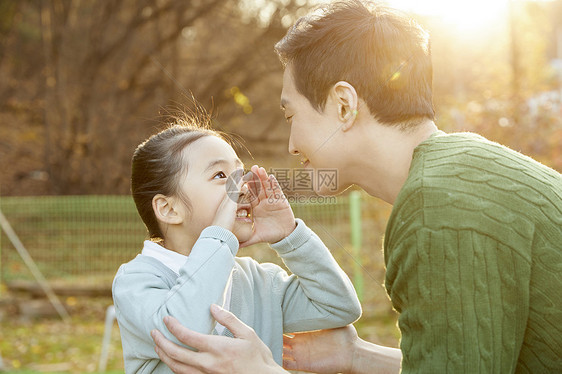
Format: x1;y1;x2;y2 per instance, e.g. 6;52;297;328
112;116;361;373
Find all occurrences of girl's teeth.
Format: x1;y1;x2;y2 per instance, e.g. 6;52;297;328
236;209;248;218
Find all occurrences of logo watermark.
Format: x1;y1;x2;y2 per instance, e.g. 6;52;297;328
225;168;339;204
277;194;337;205
269;168;338;194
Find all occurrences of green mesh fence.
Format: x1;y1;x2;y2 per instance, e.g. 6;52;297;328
0;196;144;281
0;194;392;293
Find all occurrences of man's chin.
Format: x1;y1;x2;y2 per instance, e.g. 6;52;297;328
314;183;351;197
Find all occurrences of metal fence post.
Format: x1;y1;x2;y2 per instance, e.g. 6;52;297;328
349;191;364;302
0;192;2;290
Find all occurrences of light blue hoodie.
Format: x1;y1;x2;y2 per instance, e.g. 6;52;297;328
112;219;362;373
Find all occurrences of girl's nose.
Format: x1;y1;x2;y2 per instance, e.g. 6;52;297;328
237;183;249;203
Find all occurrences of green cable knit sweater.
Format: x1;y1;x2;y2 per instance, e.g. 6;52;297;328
384;131;562;373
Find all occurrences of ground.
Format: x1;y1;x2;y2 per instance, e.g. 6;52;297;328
0;284;400;373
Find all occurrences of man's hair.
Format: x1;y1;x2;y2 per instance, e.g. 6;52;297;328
275;0;434;127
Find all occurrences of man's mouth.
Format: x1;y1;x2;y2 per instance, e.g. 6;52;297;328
301;157;310;167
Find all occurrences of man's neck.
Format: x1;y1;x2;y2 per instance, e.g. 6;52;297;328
353;119;437;204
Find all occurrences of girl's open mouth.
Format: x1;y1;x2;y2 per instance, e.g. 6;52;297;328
235;205;252;222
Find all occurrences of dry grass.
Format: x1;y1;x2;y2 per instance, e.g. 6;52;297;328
0;195;400;372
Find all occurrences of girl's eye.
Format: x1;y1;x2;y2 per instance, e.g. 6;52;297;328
213;171;227;179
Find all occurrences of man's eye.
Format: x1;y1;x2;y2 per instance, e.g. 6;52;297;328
213;171;227;179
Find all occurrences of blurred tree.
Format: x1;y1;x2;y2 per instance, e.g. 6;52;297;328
422;1;561;171
39;0;228;194
0;0;309;195
0;0;559;196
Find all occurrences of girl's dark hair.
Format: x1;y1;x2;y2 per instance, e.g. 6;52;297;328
275;0;434;127
131;114;221;241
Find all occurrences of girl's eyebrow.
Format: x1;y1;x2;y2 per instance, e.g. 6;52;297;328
204;158;244;173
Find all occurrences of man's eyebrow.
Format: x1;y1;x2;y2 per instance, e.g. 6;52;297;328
204;158;244;173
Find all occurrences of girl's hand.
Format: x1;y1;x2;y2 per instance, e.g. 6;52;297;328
211;170;246;232
239;165;296;248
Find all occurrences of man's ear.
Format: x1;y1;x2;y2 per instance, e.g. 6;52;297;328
332;81;359;131
152;194;183;225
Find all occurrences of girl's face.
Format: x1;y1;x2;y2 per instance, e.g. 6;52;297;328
176;136;254;243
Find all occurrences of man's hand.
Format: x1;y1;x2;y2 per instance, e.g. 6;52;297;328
151;304;287;374
282;325;358;374
283;325;402;374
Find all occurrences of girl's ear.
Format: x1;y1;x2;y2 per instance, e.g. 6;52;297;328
332;81;359;131
152;194;183;225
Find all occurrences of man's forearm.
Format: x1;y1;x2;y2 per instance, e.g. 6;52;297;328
350;339;402;374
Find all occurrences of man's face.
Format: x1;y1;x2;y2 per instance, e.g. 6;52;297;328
280;65;351;195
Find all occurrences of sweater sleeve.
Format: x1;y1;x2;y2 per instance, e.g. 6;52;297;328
112;226;239;359
385;189;531;373
268;219;362;333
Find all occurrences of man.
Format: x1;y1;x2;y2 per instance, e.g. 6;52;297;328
151;1;562;372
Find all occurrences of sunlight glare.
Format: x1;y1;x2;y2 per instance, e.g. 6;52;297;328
388;0;509;32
